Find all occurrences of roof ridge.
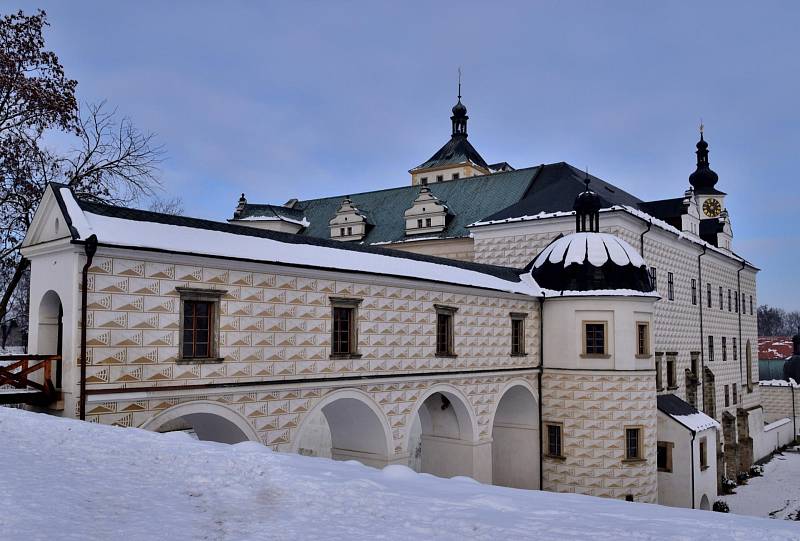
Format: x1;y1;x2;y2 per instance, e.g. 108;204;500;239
69;192;527;283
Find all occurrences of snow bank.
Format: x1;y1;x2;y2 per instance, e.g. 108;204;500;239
1;408;798;541
760;379;800;388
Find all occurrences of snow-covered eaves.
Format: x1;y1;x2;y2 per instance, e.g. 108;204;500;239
533;232;645;269
53;186;541;297
657;394;720;433
541;288;660;299
668;412;720;433
232;215;311;228
759;379;799;388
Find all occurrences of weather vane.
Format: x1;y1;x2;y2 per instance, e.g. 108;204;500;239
457;66;462;99
699;118;704;135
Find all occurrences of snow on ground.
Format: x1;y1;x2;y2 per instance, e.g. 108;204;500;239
721;447;800;521
1;409;798;541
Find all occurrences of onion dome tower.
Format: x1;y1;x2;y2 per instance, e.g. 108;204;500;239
529;178;654;293
689;128;720;194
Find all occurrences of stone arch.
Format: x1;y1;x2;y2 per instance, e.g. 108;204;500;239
407;384;485;481
36;290;63;388
490;380;540;489
141;400;259;444
699;494;710;510
292;388;394;469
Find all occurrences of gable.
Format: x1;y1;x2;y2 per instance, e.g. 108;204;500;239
21;184;75;248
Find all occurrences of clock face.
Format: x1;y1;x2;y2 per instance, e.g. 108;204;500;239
702;198;722;218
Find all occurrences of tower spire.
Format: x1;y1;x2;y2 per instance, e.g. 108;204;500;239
689;123;719;191
450;68;468;137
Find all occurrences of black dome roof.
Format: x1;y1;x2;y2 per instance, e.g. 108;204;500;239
451;99;467;117
530;232;655;293
689;133;720;193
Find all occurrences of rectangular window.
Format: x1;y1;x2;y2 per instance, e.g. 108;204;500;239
425;217;432;227
636;322;650;356
724;384;730;407
722;337;727;361
510;313;527;356
625;427;643;460
655;353;663;391
583;322;607;356
417;218;423;228
733;383;738;405
700;438;708;469
650;267;657;290
346;226;352;236
436;174;444;182
330;297;362;357
735;291;739;313
719;286;723;310
708;335;715;361
182;300;214;358
742;294;746;314
691;279;697;305
707;283;711;308
451;173;460;180
178;287;224;361
339;227;345;237
728;289;732;312
420;177;428;185
666;355;677;389
667;272;674;301
546;423;563;458
657;441;673;472
750;295;753;315
435;305;457;356
733;337;738;361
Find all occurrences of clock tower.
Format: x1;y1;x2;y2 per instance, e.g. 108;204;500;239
688;127;733;250
689;126;726;220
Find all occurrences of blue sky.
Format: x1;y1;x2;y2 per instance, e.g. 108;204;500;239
20;1;800;309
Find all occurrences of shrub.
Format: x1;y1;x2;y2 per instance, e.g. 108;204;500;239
736;472;749;484
749;464;764;477
713;500;730;513
720;477;737;494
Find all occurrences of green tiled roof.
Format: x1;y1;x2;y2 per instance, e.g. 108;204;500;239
238;167;541;245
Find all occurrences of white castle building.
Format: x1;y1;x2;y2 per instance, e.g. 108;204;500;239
12;92;794;512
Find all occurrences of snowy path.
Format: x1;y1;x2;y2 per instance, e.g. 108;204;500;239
721;447;800;520
1;408;798;541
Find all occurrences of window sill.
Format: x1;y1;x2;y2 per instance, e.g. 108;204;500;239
329;353;362;360
657;468;673;474
656;386;664;392
435;353;458;359
176;357;225;365
544;454;566;461
580;354;611;359
511;352;528;357
635;354;652;359
622;458;646;464
700;465;710;471
667;385;679;391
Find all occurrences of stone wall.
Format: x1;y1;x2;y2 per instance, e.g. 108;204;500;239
541;370;658;503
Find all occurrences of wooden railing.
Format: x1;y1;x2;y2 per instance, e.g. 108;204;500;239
0;354;59;405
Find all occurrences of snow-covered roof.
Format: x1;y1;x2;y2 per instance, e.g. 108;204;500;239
532;232;645;269
657;394;720;433
51;185;541;297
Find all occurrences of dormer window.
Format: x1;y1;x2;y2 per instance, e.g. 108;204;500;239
420;177;428;185
404;186;448;236
436;174;443;182
329;197;368;241
451;173;459;180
